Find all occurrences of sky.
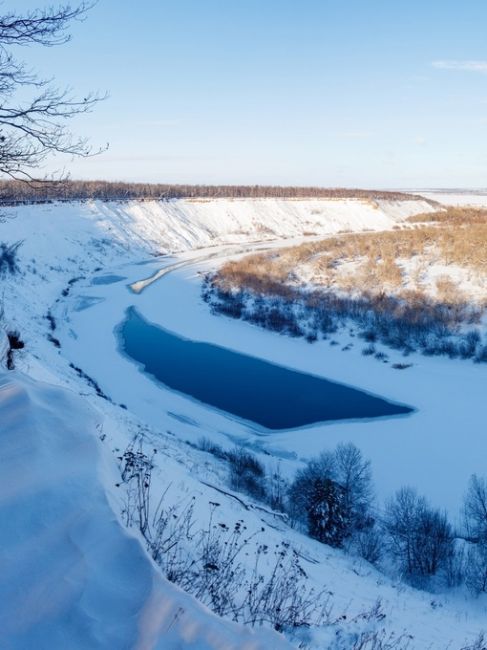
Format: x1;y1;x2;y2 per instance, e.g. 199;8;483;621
11;0;487;187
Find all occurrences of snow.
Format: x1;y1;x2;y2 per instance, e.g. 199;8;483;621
0;195;485;648
0;329;8;365
419;190;487;207
61;254;485;515
401;258;486;304
0;371;291;650
110;197;435;250
295;251;486;305
4;196;436;258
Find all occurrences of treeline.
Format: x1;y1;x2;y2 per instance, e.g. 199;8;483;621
0;179;424;203
202;275;487;363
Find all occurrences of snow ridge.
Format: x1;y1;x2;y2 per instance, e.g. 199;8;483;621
0;372;290;650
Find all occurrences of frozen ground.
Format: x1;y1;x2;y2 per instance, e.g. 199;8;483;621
0;196;486;648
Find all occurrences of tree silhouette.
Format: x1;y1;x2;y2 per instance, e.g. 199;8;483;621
0;2;105;182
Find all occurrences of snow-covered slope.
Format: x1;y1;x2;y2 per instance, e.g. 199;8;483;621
0;330;8;365
0;196;434;358
110;197;435;250
0;372;290;650
2;195;484;649
4;196;435;258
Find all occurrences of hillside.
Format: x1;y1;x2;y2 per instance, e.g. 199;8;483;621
0;195;485;649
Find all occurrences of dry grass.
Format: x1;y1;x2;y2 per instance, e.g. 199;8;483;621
408;206;487;225
206;207;487;360
216;208;487;307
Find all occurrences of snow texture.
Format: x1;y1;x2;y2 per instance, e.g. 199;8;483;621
0;372;290;650
0;195;485;649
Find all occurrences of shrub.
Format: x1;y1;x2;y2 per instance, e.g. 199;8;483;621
120;442;329;631
334;628;413;650
463;475;487;595
475;345;487;363
0;240;22;277
6;330;24;369
350;525;383;565
45;310;56;331
196;436;228;461
267;462;288;512
460;633;487;650
361;330;377;342
383;487;454;584
464;475;487;543
47;334;61;348
227;448;266;500
334;443;374;530
465;543;487;595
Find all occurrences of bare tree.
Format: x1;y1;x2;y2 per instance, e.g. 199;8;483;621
0;2;105;183
463;475;487;595
267;460;287;512
0;178;427;202
465;543;487;595
335;442;373;529
464;475;487;543
383;487;454;584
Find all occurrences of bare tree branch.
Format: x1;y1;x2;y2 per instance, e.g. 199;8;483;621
0;2;105;184
0;3;96;46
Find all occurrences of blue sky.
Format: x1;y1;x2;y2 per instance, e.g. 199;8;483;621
13;0;487;187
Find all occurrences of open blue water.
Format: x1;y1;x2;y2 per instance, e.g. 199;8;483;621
119;307;412;430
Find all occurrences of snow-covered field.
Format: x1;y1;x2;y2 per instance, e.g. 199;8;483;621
1;196;486;649
419;190;487;207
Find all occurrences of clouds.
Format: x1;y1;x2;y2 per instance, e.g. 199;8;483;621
432;60;487;73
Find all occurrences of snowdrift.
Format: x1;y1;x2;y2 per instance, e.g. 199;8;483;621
0;372;290;650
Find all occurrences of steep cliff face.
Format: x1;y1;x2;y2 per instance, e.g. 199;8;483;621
90;196;436;252
2;196;434;258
